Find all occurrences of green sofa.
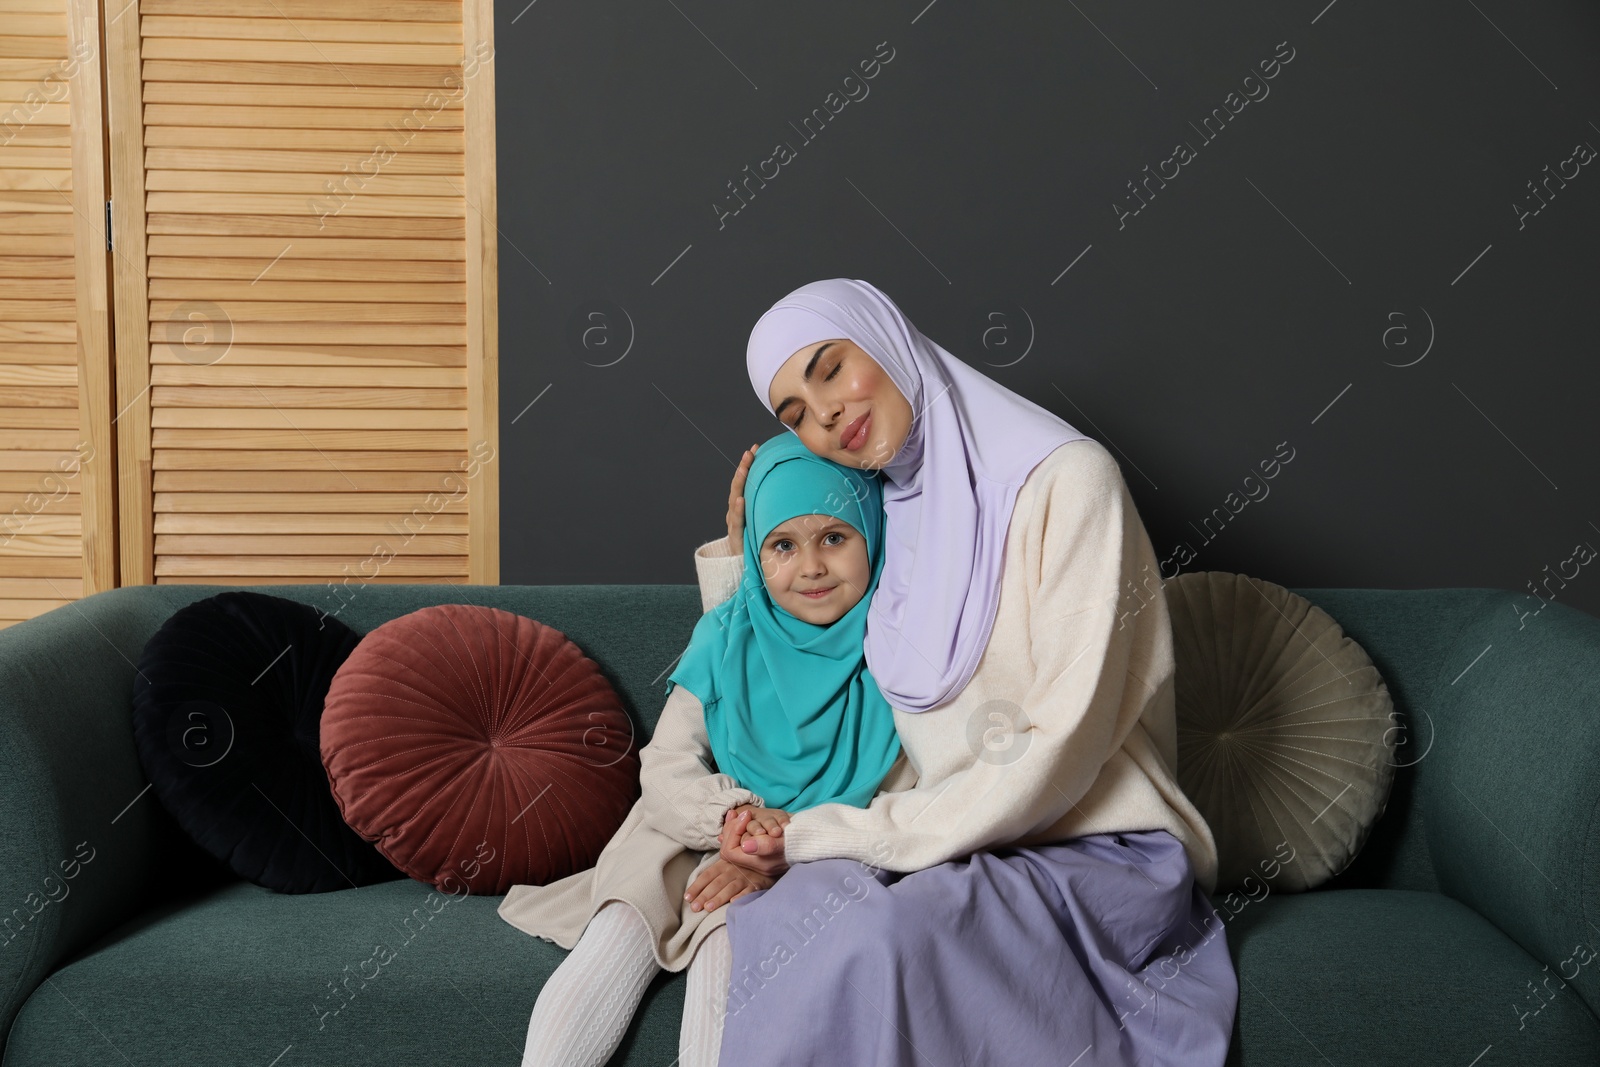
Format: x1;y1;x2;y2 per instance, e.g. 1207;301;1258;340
2;582;1597;1065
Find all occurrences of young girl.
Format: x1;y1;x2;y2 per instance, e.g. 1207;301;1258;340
495;429;915;1067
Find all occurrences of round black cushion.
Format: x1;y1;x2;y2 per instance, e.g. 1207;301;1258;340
131;591;403;893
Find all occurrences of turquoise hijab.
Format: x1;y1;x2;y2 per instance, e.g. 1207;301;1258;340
666;431;901;812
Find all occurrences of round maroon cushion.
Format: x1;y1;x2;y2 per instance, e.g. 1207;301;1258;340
320;604;639;895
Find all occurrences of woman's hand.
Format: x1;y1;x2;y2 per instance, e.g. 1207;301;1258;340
726;442;760;552
725;803;790;840
718;808;790;878
684;857;776;912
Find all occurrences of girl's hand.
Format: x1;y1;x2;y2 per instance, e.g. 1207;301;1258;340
726;443;759;552
718;809;790;878
725;803;790;841
684;857;775;912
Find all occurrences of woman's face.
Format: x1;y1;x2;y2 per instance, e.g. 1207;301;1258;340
766;338;912;471
758;515;871;623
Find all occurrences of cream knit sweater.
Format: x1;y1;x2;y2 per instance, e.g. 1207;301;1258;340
693;437;1219;896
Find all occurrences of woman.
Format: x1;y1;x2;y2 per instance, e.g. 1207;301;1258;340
689;278;1238;1065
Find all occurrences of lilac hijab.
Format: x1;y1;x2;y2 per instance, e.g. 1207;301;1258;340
746;278;1091;713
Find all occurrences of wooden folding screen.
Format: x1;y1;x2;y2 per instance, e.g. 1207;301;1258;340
0;0;117;629
103;0;499;588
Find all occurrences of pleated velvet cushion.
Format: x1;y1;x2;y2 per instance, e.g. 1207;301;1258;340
131;591;406;894
320;604;640;895
1165;571;1396;893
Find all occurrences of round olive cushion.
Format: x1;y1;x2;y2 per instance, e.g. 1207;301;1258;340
320;604;640;895
1165;571;1396;893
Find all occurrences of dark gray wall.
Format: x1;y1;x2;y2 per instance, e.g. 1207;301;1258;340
493;0;1600;622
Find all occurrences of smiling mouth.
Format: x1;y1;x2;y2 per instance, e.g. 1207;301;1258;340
840;411;871;451
798;587;834;598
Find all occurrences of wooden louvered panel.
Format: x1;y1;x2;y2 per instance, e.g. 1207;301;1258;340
0;0;117;629
107;0;498;588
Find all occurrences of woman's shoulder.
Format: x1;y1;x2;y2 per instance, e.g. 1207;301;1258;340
1005;437;1136;588
1017;436;1121;501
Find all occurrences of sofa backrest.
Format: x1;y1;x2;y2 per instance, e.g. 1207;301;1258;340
92;580;708;731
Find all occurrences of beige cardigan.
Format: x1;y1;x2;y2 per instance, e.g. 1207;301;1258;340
497;436;1216;969
685;437;1218;894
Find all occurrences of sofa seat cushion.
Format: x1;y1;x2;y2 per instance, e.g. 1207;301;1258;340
4;880;692;1065
1220;888;1600;1064
11;882;1598;1065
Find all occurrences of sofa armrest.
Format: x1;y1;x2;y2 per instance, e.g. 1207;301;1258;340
1420;590;1600;1019
0;587;209;1044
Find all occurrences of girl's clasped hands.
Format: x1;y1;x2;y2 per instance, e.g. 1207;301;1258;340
683;804;792;913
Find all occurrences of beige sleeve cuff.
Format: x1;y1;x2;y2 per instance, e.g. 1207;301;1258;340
693;536;745;614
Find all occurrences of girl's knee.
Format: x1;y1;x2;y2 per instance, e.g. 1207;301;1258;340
598;897;647;929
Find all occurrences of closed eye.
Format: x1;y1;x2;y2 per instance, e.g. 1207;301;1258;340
791;359;842;429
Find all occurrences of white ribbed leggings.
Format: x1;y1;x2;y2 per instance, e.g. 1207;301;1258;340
520;899;733;1067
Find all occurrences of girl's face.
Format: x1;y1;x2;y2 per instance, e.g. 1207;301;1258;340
758;514;872;624
767;338;912;472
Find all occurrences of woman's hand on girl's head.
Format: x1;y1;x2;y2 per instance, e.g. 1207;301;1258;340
718;808;790;877
684;857;775;913
726;443;759;552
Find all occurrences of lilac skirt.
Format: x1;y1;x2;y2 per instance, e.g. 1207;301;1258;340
715;830;1237;1067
